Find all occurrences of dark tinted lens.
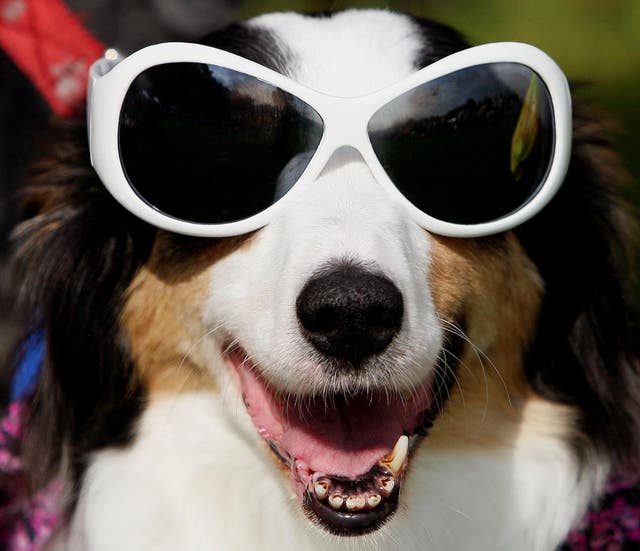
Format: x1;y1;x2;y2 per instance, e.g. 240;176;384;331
368;63;554;225
119;63;323;224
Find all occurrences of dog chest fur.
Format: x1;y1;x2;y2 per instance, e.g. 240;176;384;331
60;393;603;551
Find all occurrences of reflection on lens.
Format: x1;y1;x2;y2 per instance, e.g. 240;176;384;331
119;63;323;224
510;75;540;181
368;63;554;225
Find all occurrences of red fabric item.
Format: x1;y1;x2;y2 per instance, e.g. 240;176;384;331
0;0;104;117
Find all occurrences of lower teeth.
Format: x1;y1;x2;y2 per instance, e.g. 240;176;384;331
329;495;344;509
311;474;395;512
305;434;408;513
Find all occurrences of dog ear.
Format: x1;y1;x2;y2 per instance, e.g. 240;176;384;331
515;104;640;468
10;119;153;489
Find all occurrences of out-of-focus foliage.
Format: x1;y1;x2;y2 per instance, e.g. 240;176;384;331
238;0;640;204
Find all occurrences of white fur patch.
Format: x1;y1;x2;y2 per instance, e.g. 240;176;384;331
63;393;605;551
204;145;442;397
200;10;442;398
248;10;424;96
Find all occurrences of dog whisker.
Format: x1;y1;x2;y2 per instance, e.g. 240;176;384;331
441;501;472;521
431;361;455;413
437;317;512;408
433;352;466;411
437;317;513;423
152;323;230;430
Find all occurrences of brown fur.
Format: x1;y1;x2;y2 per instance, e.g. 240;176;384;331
123;223;567;450
425;233;575;450
122;232;255;395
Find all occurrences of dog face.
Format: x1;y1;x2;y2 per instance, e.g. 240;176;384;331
115;10;562;537
13;9;639;550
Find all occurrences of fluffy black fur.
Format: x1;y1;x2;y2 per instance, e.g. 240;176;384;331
515;110;640;467
409;14;470;68
201;22;293;75
4;14;639;516
10;122;154;490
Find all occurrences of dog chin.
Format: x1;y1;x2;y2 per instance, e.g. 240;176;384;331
223;342;447;536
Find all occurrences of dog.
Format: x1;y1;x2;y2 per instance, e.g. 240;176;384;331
7;9;640;550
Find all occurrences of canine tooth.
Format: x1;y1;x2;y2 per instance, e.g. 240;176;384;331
329;495;344;510
314;480;329;500
380;435;409;475
367;494;381;508
380;477;395;497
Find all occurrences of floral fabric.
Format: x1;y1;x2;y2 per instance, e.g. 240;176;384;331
563;474;640;550
0;403;61;551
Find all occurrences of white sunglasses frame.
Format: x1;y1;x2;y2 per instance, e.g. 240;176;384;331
87;41;572;238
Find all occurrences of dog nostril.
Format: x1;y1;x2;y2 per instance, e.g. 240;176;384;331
305;306;341;334
296;265;404;363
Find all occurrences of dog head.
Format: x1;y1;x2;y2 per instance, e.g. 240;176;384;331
11;9;640;545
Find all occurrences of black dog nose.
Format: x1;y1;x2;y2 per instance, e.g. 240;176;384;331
296;265;404;363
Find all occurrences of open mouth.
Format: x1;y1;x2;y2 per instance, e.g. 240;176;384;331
224;344;456;536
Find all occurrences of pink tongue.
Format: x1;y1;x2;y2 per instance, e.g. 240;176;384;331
280;397;412;478
235;357;430;479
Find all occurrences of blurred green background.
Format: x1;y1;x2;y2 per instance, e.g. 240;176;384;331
239;0;640;204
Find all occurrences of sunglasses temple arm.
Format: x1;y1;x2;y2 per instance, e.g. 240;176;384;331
87;48;124;157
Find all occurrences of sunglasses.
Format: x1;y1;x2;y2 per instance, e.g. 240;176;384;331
87;42;571;238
